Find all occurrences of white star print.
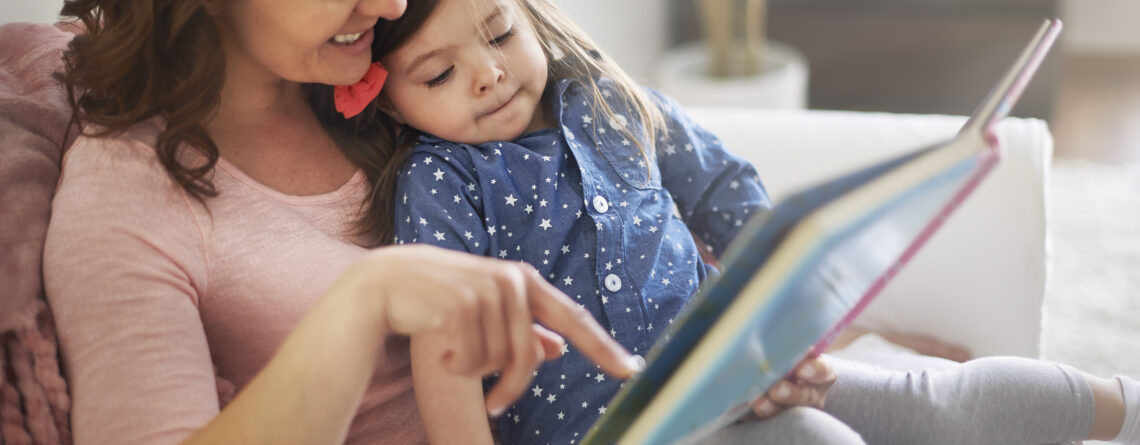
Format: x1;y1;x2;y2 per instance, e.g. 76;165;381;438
423;157;433;165
540;219;552;230
505;194;518;206
563;276;573;286
532;385;543;397
433;231;445;241
432;168;444;181
525;205;534;214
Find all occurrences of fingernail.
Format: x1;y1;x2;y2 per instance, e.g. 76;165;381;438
755;399;775;416
797;363;817;379
773;382;791;399
488;405;506;418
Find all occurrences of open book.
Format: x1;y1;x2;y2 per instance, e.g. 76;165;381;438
580;19;1063;445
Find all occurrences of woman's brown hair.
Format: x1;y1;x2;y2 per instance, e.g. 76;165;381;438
56;0;422;247
310;0;442;247
314;0;666;246
57;0;226;199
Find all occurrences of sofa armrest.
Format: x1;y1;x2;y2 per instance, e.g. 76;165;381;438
686;108;1052;358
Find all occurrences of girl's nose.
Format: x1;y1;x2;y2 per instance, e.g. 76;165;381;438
357;0;407;21
475;61;506;96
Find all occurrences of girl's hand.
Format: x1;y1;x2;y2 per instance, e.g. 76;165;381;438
751;356;837;419
349;245;640;414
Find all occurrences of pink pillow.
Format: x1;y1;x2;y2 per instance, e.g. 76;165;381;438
0;22;77;445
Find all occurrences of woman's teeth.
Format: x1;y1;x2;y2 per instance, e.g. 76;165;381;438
332;32;364;45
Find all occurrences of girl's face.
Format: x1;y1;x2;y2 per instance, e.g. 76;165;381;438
211;0;407;87
380;0;551;145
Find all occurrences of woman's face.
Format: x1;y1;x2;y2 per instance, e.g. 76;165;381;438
211;0;407;86
380;0;550;145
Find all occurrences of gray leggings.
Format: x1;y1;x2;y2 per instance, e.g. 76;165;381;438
699;356;1096;445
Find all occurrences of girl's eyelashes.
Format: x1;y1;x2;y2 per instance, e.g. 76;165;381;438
426;66;453;88
421;26;514;88
489;27;516;47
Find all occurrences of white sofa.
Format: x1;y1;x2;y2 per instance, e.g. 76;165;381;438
687;108;1053;359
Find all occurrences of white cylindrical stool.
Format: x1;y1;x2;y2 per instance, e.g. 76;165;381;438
651;41;809;109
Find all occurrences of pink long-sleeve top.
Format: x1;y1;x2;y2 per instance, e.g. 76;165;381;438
42;119;426;445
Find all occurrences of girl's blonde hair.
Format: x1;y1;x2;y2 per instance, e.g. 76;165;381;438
516;0;667;155
312;0;668;246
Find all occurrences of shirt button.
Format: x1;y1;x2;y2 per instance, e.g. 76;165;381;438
604;274;622;292
593;195;609;213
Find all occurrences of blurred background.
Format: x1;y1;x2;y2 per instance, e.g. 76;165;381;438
5;0;1136;163
558;0;1140;165
3;0;1137;382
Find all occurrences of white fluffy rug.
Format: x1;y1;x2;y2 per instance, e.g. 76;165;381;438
1041;159;1140;380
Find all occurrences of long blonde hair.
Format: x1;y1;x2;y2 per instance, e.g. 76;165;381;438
518;0;667;156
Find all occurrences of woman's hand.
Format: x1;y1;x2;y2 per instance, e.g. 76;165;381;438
751;356;837;419
349;245;640;414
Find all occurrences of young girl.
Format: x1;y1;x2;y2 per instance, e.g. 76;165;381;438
318;0;1140;444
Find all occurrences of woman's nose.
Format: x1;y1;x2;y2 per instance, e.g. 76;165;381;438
357;0;407;20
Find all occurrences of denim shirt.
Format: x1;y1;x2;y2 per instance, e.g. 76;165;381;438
393;78;771;445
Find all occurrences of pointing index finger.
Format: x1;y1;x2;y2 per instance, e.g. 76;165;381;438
523;267;640;379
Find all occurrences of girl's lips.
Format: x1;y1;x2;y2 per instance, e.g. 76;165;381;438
486;92;518;116
328;28;374;56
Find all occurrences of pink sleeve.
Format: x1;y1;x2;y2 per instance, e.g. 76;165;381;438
43;132;218;445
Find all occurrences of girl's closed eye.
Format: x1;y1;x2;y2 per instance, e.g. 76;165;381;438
427;66;453;88
489;27;515;47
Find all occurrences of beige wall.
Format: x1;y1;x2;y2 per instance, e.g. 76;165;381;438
550;0;668;82
0;0;62;24
1063;0;1140;54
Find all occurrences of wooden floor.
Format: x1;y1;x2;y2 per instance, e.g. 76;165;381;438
1051;52;1140;164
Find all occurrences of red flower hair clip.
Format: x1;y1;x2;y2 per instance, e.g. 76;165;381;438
334;62;389;119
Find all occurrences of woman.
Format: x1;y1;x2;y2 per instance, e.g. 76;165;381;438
43;0;641;443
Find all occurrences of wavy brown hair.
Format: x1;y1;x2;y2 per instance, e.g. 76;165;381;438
309;0;443;247
56;0;226;199
313;0;666;246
